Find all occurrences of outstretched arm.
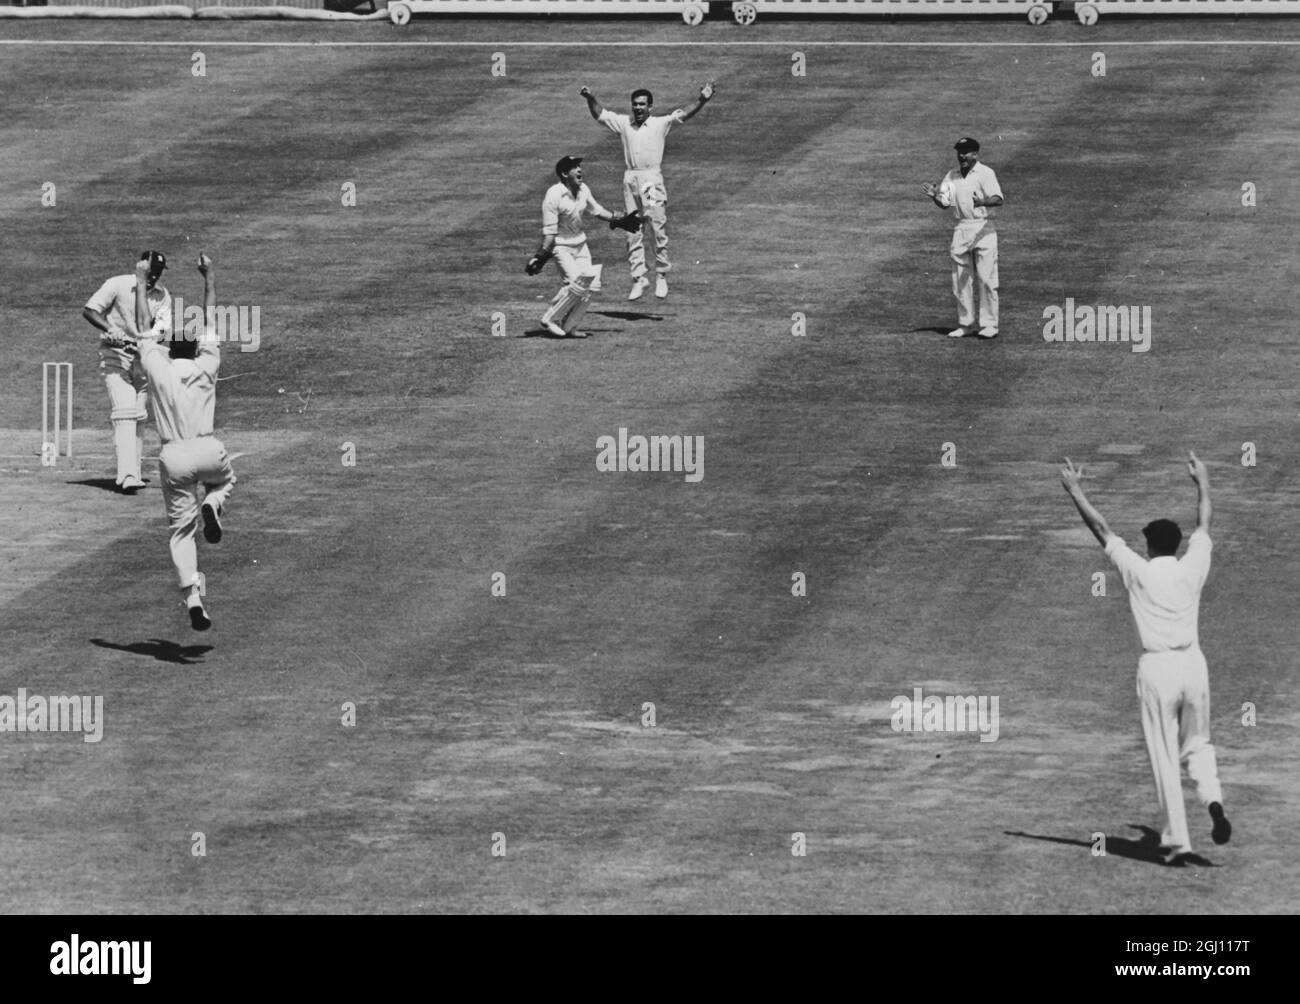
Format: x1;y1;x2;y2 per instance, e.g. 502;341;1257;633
676;78;715;122
579;86;604;120
1188;450;1211;534
1061;457;1114;547
586;193;615;223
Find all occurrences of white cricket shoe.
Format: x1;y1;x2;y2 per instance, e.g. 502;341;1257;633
540;318;567;337
628;277;650;301
654;275;668;299
947;327;975;338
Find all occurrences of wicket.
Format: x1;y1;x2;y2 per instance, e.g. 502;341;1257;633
42;362;73;464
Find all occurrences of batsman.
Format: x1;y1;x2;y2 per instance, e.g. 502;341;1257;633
82;250;171;492
526;155;641;338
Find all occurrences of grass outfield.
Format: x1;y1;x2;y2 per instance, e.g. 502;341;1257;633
1;16;1298;914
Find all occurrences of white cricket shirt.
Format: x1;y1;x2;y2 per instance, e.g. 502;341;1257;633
86;274;171;369
138;326;220;444
542;182;608;247
938;162;1003;222
1105;529;1212;653
598;109;685;171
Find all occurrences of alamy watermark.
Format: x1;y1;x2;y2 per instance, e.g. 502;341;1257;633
596;427;704;483
890;687;1000;743
0;689;103;743
1042;299;1151;353
168;296;261;352
50;935;150;983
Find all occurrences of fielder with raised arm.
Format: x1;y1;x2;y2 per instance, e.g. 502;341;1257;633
134;253;236;632
1061;451;1231;864
580;79;715;301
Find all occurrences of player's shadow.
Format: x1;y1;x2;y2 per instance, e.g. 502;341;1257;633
1005;827;1217;868
912;324;962;337
518;311;664;338
90;638;213;665
69;477;128;493
595;310;664;322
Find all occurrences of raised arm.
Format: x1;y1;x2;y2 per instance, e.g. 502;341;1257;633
134;259;152;332
579;86;604;120
1187;450;1211;534
198;252;215;319
676;78;716;122
1060;457;1114;547
194;252;223;373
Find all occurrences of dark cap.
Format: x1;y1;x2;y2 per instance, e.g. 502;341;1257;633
954;137;980;153
139;250;168;276
555;155;584;178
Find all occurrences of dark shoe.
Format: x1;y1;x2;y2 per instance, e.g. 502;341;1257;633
1209;802;1231;845
189;603;212;632
201;501;223;544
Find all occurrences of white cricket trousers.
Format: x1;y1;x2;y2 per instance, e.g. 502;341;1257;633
1137;648;1223;852
950;220;999;334
159;436;236;590
102;359;148;483
543;242;599;332
622;168;670;280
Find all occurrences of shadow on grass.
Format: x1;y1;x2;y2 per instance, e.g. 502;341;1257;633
912;324;977;337
593;310;665;322
1005;826;1218;868
519;326;621;339
68;477;129;494
516;311;660;337
518;326;588;339
91;638;213;665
